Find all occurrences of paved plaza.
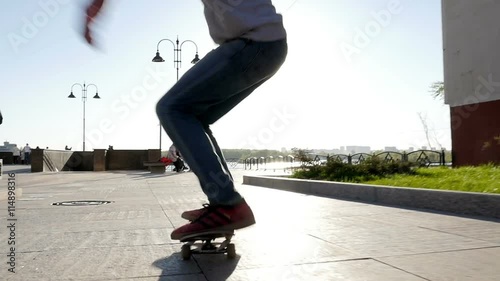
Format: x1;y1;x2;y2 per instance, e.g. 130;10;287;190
0;165;499;280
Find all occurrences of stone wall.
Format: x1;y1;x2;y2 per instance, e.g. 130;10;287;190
31;149;161;172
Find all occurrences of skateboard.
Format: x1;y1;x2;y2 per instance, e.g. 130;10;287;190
179;231;236;260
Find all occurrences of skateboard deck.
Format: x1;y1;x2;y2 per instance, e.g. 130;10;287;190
179;231;236;260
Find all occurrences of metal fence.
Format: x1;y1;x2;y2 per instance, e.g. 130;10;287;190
324;150;447;166
243;155;296;171
243;150;449;171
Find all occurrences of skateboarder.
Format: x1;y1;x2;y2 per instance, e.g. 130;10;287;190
82;0;287;240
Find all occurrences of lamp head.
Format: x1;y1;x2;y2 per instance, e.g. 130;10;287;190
152;51;165;62
68;92;76;98
93;93;100;99
191;53;200;64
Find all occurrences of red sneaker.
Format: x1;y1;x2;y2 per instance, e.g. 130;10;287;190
181;204;210;221
171;200;256;240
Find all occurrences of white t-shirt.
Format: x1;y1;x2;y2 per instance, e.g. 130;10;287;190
24;146;31;153
201;0;286;44
167;145;180;161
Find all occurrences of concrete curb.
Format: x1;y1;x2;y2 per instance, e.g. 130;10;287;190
243;175;500;219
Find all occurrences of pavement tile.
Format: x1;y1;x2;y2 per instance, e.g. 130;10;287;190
195;228;360;270
1;228;176;253
422;224;500;244
6;245;200;281
204;259;428;281
99;275;207;281
4;214;172;234
361;212;500;245
379;247;500;281
1;167;498;280
307;222;496;257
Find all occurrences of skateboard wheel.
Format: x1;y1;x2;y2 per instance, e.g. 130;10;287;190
227;243;236;259
181;245;191;260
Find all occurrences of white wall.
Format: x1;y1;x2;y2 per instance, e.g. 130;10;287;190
442;0;500;107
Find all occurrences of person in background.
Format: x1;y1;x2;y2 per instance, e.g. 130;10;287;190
167;144;185;172
23;143;31;165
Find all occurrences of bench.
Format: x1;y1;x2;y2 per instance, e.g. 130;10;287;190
143;162;166;174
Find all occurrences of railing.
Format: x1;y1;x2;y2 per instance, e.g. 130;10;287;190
243;155;296;171
324;150;447;167
243;150;449;171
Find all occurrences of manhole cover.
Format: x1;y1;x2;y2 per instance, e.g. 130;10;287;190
52;200;113;206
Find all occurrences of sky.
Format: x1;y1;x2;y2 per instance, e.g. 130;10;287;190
0;0;448;152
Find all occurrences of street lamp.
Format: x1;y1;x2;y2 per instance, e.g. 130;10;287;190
152;36;200;150
152;36;200;81
68;82;100;152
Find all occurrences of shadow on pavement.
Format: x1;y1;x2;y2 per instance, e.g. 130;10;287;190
152;253;239;280
104;170;192;180
196;254;241;281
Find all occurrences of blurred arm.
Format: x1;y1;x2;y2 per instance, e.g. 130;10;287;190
83;0;106;45
86;0;105;23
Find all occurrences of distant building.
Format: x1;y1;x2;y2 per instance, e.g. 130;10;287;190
0;141;21;164
311;149;348;155
0;141;20;155
346;146;371;154
384;146;398;152
332;149;348;155
408;147;414;152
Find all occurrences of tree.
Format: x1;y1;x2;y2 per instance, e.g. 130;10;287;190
429;81;444;100
417;112;442;150
418;81;445;150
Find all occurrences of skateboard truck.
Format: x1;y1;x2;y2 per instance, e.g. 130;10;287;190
180;232;236;260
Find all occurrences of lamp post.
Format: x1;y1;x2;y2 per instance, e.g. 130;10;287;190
152;36;200;151
68;82;100;152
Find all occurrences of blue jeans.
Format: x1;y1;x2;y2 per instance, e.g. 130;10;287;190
156;38;287;205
